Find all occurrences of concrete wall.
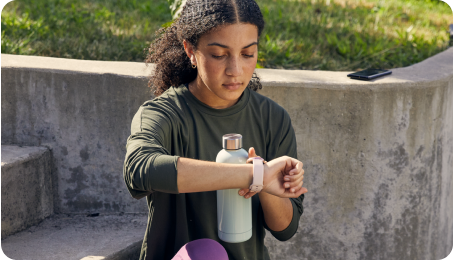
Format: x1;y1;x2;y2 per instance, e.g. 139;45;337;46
1;47;452;259
1;58;153;214
1;145;54;237
259;61;453;259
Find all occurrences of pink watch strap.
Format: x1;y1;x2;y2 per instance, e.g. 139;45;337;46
249;157;264;192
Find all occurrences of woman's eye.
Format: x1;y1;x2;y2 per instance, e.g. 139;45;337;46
212;54;254;59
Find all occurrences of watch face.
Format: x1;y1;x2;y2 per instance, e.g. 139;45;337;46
249;185;263;193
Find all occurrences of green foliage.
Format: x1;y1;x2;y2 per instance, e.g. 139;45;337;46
1;0;171;61
1;0;452;70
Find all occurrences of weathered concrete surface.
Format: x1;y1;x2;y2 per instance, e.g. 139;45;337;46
1;47;453;259
1;213;147;260
1;56;153;214
260;48;453;260
1;145;54;238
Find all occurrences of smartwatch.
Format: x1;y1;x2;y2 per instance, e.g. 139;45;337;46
249;157;264;192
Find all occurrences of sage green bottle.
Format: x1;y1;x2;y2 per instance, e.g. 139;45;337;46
216;133;252;243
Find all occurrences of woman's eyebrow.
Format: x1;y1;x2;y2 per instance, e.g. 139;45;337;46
207;42;258;49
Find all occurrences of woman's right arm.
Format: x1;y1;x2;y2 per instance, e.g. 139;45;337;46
125;102;251;198
177;157;253;193
177;156;305;198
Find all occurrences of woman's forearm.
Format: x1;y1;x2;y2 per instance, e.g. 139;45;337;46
177;157;253;193
259;192;293;231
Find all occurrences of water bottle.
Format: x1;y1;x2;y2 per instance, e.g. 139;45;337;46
216;133;252;243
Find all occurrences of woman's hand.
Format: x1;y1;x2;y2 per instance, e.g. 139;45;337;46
262;156;307;198
238;147;307;199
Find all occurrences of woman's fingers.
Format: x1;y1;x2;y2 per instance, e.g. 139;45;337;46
244;191;257;199
284;170;303;185
284;179;303;189
248;147;257;158
285;182;303;193
287;161;303;176
283;165;304;193
246;147;267;164
284;170;304;181
238;188;257;199
291;187;308;197
285;181;307;196
279;186;308;198
238;188;249;196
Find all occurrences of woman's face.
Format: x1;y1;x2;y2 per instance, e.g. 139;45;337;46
183;23;258;109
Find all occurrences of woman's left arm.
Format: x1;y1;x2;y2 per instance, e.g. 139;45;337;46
242;147;306;232
258;192;294;231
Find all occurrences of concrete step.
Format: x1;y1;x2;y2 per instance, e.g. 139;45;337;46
1;145;54;238
1;213;147;260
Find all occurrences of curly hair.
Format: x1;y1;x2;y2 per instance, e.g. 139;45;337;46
145;0;265;96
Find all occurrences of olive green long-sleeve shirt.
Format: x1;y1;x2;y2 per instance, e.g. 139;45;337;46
123;84;304;260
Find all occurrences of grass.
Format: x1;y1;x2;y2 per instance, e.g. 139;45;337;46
256;0;453;70
1;0;452;70
1;0;171;61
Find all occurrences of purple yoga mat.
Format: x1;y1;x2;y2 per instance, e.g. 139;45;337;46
172;238;229;260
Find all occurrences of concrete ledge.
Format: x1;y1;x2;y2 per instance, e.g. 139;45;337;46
2;47;452;88
1;213;147;260
1;145;54;238
0;54;155;78
257;47;453;89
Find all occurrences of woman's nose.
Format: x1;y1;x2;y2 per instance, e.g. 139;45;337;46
225;56;243;77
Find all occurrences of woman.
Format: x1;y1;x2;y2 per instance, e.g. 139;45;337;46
123;0;308;259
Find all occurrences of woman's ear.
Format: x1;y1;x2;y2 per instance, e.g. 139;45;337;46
183;39;197;66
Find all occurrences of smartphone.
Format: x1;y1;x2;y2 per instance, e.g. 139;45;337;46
347;69;392;81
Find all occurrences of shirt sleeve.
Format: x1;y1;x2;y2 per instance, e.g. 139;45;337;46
123;102;180;200
263;108;304;241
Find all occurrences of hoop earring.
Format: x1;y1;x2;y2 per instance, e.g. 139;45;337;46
192;64;197;69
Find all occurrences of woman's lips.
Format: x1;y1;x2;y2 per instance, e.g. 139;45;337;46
223;83;242;90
